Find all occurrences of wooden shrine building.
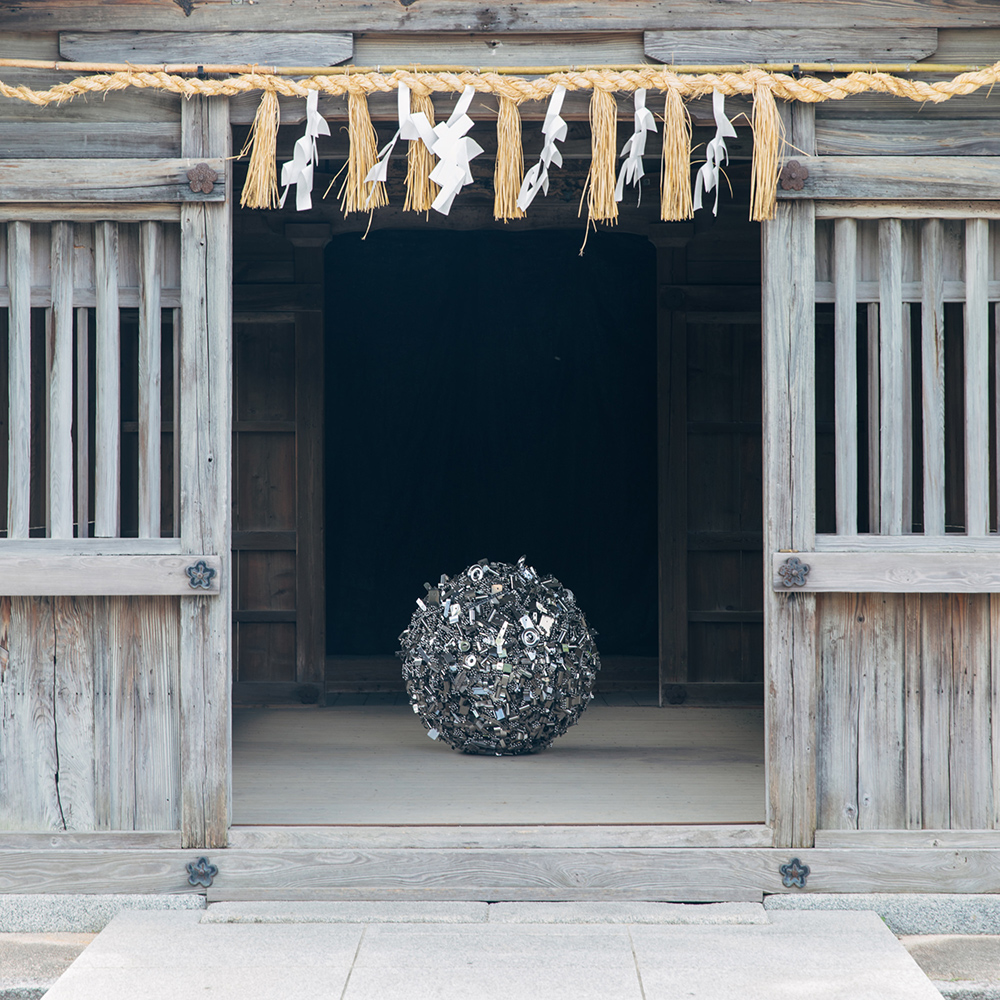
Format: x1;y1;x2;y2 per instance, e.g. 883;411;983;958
4;1;1000;901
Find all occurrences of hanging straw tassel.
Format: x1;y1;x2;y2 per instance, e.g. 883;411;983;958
340;90;388;215
749;83;784;222
239;89;280;210
404;90;439;214
585;87;619;224
660;88;693;222
493;96;525;221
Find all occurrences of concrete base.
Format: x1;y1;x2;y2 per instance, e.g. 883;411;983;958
902;936;1000;1000
0;933;95;1000
40;907;943;1000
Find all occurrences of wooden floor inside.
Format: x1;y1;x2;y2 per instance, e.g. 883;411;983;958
232;699;765;825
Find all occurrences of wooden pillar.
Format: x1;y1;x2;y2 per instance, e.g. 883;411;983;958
179;95;232;848
763;102;818;849
286;223;331;701
649;224;692;706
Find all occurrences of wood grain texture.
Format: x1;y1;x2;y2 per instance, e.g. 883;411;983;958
227;825;775;850
645;28;937;63
2;1;994;31
0;831;180;849
819;201;1000;221
0;122;180;159
0;159;226;203
817;593;860;830
0;555;221;595
0;598;61;832
921;219;946;536
779;159;1000;201
6;222;31;539
179;95;232;849
138;221;162;539
833;218;857;535
762;102;817;849
94;222;120;538
857;595;906;829
904;592;922;828
816;119;1000;157
816;535;1000;552
773;552;1000;592
75;305;89;538
0;206;181;224
47;221;74;539
59;30;353;66
965;218;990;536
816;830;1000;847
878;219;905;534
950;594;993;828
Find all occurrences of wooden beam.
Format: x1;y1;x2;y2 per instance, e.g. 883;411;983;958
833;218;857;535
779;158;1000;201
8;846;1000;897
0;123;180;159
6;222;31;539
0;159;226;203
818;534;1000;552
2;2;995;31
818;201;1000;220
179;95;232;850
0;205;181;223
59;31;353;66
47;222;74;539
773;551;1000;592
0;555;221;596
878;219;905;535
0;539;183;554
921;220;946;536
645;28;937;64
965;218;990;536
762;101;817;850
816;119;1000;157
816;829;1000;848
94;221;120;539
75;305;89;538
138;221;162;539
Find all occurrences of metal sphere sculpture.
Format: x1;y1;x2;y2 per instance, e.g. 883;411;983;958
398;557;601;755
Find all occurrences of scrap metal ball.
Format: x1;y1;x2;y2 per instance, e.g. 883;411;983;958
398;557;600;755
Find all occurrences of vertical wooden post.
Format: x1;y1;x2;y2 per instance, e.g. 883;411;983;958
965;218;989;537
878;218;904;535
286;223;331;700
179;95;232;849
867;303;881;534
75;305;90;538
94;221;120;538
833;218;858;535
649;225;691;705
921;220;945;536
7;221;31;540
763;102;817;849
138;221;162;539
48;222;75;539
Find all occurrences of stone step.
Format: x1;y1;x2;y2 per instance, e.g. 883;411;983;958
36;905;945;1000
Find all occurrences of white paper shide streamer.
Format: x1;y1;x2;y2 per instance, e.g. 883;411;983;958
279;90;331;212
516;84;568;212
615;89;657;205
428;85;484;215
693;90;737;217
364;82;439;202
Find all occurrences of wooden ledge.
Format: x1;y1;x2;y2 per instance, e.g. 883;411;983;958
0;553;222;595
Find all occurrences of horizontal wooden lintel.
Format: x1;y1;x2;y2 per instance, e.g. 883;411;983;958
0;159;226;203
778;157;1000;201
772;550;1000;592
0;554;221;595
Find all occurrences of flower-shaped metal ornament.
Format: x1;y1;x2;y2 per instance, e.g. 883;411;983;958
186;560;217;590
777;556;810;588
779;857;810;889
187;162;219;194
779;160;809;191
186;857;219;888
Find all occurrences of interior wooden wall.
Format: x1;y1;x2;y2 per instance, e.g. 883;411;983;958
0;595;180;832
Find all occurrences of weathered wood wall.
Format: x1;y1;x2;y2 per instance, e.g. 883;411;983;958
0;595;180;832
817;592;998;832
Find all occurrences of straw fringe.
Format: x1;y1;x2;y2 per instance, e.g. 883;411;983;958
239;89;280;210
404;91;439;213
494;96;525;221
750;83;784;222
586;88;618;224
660;88;693;222
340;91;388;215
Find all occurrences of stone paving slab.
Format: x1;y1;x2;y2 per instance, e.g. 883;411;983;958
0;934;95;1000
766;893;1000;935
0;894;204;934
35;906;947;1000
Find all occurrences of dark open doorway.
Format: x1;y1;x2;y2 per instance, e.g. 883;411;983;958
324;229;659;692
